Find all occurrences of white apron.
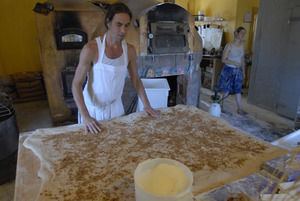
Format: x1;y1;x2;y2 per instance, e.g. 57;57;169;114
79;34;128;123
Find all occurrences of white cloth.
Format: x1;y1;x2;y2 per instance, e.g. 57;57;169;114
79;34;128;123
197;27;223;51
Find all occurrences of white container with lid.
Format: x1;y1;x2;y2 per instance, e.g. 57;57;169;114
134;158;194;201
137;78;170;112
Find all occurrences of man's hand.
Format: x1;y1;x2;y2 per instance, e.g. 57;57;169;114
82;116;102;134
143;106;161;118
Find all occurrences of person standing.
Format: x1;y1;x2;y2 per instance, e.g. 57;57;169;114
72;3;160;134
218;27;247;115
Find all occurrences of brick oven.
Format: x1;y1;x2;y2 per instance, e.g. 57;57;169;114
35;0;202;125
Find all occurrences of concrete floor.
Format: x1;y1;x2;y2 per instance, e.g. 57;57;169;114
0;88;295;201
0;100;53;201
199;87;295;142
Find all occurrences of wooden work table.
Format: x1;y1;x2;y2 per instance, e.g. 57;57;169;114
13;105;288;200
201;55;223;90
14;132;41;201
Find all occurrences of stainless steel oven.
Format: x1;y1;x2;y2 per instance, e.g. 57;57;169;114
148;21;189;54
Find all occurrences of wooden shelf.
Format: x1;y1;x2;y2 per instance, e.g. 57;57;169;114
201;56;223;90
195;20;226;23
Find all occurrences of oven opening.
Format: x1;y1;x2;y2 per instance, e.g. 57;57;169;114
148;22;189;54
166;76;177;107
155;35;186;48
61;67;76;99
156;25;173;33
55;28;87;50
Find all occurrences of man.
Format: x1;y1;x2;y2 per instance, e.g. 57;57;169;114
72;3;160;134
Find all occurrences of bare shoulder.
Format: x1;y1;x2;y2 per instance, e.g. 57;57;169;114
80;39;98;62
226;42;234;49
127;43;136;54
222;42;231;54
127;43;137;62
82;39;97;54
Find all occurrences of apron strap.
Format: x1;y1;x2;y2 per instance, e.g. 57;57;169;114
97;34;106;64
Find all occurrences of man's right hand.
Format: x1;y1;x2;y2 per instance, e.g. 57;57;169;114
82;116;102;134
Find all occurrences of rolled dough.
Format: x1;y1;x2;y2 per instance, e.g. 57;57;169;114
24;105;288;200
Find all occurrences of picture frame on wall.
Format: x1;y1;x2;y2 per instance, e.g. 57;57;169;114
244;12;252;23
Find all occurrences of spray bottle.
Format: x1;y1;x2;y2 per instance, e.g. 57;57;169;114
208;86;221;117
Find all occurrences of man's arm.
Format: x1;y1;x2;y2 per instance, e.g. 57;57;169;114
127;44;161;117
72;41;101;133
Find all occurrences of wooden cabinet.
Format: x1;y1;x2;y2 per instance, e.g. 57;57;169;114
201;55;223;90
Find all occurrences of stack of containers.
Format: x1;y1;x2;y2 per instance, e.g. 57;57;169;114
12;71;47;102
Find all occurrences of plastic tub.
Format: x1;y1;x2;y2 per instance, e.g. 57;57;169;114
134;158;194;201
137;78;170;112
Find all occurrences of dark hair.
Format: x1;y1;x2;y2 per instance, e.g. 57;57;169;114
105;3;132;29
234;27;246;35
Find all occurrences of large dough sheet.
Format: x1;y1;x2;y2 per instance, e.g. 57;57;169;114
23;105;287;200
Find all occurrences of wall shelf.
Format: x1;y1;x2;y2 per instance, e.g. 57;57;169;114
193;15;226;24
195;20;226;24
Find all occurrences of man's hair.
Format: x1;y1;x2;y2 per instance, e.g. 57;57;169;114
105;3;132;29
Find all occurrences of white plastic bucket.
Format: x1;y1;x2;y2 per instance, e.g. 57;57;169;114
137;78;170;112
134;158;194;201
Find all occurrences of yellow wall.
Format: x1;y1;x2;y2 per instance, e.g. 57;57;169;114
236;0;260;51
194;0;238;45
175;0;188;10
0;0;42;76
175;0;195;13
186;0;260;50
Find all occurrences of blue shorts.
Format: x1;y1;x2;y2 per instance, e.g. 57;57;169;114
219;65;243;94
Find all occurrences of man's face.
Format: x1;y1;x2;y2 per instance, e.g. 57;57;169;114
107;13;131;41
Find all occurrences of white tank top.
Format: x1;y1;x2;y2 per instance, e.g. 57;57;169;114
226;43;244;68
102;52;125;66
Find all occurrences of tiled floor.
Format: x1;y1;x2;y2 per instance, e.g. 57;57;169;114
0;88;296;201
